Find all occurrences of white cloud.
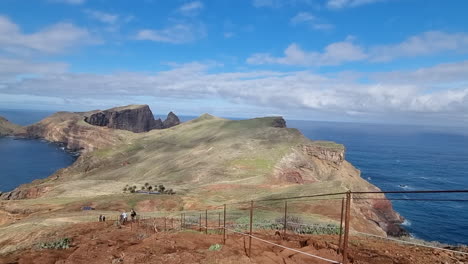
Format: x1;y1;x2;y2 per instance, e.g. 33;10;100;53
247;39;367;66
291;12;315;24
136;23;206;44
327;0;384;9
369;31;468;62
252;0;313;8
0;58;68;77
49;0;85;5
84;10;119;24
178;1;204;15
0;15;98;55
248;31;468;66
290;12;334;31
2;60;467;124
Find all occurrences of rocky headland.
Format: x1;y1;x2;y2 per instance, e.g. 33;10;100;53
0;105;405;254
0;116;23;136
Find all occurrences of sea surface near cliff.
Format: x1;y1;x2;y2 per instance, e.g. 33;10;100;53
288;120;468;245
0;109;467;245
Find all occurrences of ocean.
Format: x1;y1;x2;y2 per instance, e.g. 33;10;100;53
0;109;467;245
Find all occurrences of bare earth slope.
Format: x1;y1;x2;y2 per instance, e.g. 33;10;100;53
1;221;466;264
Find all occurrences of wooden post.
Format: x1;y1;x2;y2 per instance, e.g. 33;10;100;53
338;197;345;254
180;213;183;229
249;200;254;257
223;204;226;244
218;212;221;232
342;192;352;264
205;210;208;234
283;201;288;238
199;213;202;232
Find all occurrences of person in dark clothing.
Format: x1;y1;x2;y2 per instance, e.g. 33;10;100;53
102;215;106;222
130;209;137;221
99;215;102;222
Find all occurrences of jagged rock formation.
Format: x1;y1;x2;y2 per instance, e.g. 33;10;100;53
84;105;178;133
162;111;180;128
0;116;23;136
271;117;287;128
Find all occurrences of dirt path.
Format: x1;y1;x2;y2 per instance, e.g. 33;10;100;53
0;220;467;264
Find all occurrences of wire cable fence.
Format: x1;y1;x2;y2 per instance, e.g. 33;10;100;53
80;189;468;264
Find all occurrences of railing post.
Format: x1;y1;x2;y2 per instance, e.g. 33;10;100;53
338;197;345;254
199;213;202;232
164;216;167;232
223;204;226;244
249;200;254;257
283;200;288;239
183;213;186;229
205;210;208;234
342;191;352;264
218;212;221;232
180;213;183;229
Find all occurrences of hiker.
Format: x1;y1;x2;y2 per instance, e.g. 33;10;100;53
99;215;102;222
102;215;106;222
130;209;137;222
120;212;128;224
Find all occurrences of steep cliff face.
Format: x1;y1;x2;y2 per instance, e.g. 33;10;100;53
274;142;404;236
162;111;180;128
84;105;162;133
25;112;123;152
0;116;23;136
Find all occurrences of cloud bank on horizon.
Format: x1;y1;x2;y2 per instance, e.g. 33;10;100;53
0;0;467;126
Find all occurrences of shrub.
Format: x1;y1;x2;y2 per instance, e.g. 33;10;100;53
39;238;71;250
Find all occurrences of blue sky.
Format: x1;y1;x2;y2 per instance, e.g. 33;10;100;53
0;0;467;125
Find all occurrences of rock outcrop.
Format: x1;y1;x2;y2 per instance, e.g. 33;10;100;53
301;143;345;164
84;105;180;132
25;112;122;152
84;105;159;133
271;117;287;128
162;111;180;128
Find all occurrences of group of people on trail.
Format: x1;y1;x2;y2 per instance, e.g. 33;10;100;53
98;215;106;222
119;209;137;224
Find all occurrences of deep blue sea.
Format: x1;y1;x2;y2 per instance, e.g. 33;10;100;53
0;109;467;245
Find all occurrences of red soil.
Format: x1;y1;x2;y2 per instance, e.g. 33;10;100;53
1;220;467;264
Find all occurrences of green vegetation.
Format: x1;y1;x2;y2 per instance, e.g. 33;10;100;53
38;238;71;250
122;184;175;195
208;244;223;251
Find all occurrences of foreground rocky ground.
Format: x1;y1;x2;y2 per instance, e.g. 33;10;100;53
1;220;466;264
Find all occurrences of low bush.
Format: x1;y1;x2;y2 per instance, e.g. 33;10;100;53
38;238;71;250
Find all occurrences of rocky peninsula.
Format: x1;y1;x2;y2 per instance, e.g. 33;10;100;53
0;105;405;256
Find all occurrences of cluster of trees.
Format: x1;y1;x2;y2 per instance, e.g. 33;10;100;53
122;183;175;195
